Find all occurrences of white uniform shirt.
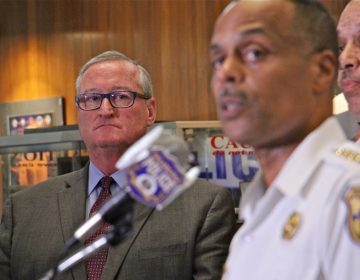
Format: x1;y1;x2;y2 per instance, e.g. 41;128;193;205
222;117;360;280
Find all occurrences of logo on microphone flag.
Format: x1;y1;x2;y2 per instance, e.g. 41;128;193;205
126;149;186;209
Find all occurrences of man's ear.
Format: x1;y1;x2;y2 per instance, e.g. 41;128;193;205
310;50;337;95
146;98;157;126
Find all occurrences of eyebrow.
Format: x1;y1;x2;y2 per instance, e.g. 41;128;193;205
337;22;360;31
209;27;267;52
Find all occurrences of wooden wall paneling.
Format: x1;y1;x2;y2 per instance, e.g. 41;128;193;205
0;0;229;125
2;0;350;125
0;1;28;102
128;0;228;121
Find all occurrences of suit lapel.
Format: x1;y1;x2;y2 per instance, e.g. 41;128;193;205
57;166;88;280
55;165;154;279
102;202;155;280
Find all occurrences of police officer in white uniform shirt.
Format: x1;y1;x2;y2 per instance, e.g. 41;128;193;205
209;0;360;279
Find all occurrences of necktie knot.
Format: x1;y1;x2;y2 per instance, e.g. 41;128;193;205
89;176;114;216
100;176;113;193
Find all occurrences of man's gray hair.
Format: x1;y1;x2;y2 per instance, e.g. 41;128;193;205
75;50;153;98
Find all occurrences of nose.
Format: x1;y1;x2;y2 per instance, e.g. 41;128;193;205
339;42;360;70
99;96;114;114
216;54;245;85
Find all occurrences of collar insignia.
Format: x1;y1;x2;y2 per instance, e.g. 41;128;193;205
336;148;360;163
282;212;302;240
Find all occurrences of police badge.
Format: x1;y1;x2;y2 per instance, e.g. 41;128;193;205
345;186;360;244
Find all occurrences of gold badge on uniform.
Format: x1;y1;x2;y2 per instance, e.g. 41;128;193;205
282;212;302;240
345;186;360;244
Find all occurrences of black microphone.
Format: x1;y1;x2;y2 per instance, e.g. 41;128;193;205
66;189;133;249
41;212;134;280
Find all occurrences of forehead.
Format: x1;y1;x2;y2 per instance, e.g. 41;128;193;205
212;0;294;44
337;1;360;35
80;59;141;91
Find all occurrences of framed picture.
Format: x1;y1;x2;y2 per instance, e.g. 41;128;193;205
0;97;64;193
8;113;54;135
0;97;64;136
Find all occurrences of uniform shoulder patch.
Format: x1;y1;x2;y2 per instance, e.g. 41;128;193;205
335;142;360;163
345;186;360;244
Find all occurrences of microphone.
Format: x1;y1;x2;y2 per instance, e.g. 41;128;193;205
116;125;200;210
40;125;200;280
40;214;134;280
68;125;199;247
66;189;134;248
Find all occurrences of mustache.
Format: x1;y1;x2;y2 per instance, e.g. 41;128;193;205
220;88;249;101
339;69;360;81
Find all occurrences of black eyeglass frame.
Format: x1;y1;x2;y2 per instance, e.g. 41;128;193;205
75;91;150;111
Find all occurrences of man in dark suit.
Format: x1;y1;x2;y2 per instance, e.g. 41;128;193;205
0;50;236;280
336;0;360;141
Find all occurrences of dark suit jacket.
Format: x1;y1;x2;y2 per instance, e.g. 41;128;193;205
0;166;236;280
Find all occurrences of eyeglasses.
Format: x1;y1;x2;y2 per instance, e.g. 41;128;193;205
75;91;150;111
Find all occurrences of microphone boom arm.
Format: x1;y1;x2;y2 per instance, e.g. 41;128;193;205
39;209;134;280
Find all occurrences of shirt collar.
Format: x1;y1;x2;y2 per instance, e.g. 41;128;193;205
240;117;346;219
239;172;265;215
273;116;346;197
88;161;127;197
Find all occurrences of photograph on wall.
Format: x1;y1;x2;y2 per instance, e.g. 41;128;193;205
9;113;53;135
8;113;58;188
0;97;64;198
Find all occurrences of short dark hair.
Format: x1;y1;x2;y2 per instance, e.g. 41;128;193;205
229;0;338;59
290;0;338;60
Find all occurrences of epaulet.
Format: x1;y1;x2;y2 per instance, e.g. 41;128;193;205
335;142;360;164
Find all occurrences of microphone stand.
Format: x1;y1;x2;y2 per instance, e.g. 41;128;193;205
39;209;134;280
